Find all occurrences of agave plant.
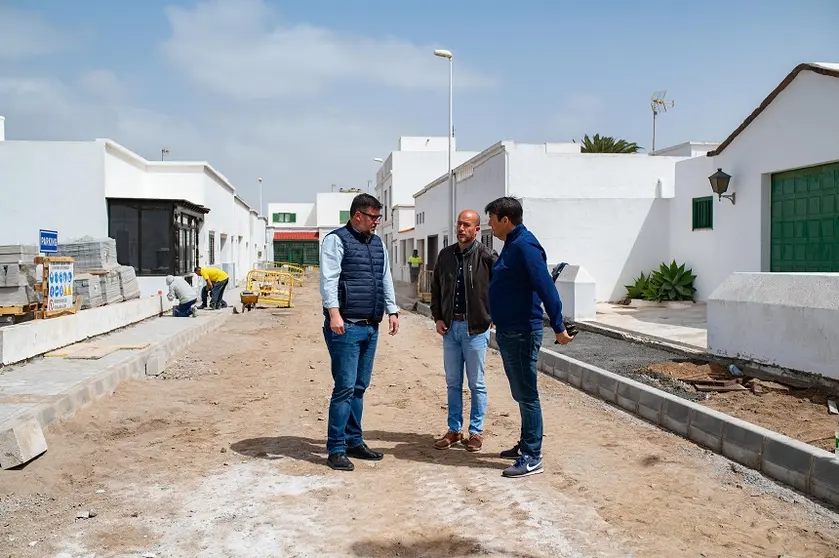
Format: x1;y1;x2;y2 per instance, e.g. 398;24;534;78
645;260;697;301
624;272;649;299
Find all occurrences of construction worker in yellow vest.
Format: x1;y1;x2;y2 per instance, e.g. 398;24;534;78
408;250;422;283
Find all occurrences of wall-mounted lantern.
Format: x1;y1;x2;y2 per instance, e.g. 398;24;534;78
708;168;735;204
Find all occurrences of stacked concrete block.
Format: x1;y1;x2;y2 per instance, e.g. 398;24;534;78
56;237;118;271
0;245;40;307
99;269;124;305
117;265;141;300
74;274;105;309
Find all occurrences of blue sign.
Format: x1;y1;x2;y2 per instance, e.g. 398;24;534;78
39;229;59;254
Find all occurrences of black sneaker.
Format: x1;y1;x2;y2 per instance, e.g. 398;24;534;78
327;453;354;471
499;443;522;459
346;443;384;461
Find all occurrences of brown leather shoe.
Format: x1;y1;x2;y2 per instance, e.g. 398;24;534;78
434;431;462;450
464;433;483;452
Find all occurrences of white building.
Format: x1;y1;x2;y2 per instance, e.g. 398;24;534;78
374;136;479;274
0;123;267;296
266;190;365;266
406;140;697;300
670;62;839;299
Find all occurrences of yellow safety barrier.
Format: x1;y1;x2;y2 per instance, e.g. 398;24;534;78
245;269;295;308
417;269;433;303
256;261;306;285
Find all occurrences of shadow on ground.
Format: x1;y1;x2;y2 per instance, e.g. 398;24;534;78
230;430;508;470
350;535;543;558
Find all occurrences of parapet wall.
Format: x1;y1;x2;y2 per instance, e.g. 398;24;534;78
707;272;839;380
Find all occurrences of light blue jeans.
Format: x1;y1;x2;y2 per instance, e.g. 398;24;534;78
443;320;489;435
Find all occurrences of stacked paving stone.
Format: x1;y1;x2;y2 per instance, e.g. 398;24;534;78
73;273;105;309
117;265;140;300
56;237;129;305
0;245;40;307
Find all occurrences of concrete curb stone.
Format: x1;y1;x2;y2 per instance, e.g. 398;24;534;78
485;319;839;508
0;311;229;469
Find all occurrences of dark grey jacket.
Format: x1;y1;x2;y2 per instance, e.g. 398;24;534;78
430;240;497;336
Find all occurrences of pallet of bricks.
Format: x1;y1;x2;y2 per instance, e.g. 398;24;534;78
56;237;140;310
0;245;41;324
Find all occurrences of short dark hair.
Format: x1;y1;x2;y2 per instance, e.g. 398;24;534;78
484;196;523;226
350;193;383;217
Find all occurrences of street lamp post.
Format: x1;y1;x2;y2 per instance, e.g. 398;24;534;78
257;177;263;217
434;48;454;243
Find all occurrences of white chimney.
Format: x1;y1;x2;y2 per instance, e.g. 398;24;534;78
0;116;5;141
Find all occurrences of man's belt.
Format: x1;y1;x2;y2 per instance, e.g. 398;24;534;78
452;313;467;321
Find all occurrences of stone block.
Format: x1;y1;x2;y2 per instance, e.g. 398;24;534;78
636;389;663;423
761;433;816;492
566;361;584;388
145;352;163;377
615;382;640;413
580;367;599;395
660;397;691;436
596;373;619;403
721;418;766;469
0;418;47;469
687;408;726;452
810;456;839;507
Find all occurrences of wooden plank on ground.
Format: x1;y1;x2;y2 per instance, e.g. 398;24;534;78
695;384;748;392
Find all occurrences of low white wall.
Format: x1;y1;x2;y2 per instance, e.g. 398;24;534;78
707;272;839;379
0;295;172;366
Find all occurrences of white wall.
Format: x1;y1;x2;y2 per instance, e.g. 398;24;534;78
0;141;107;245
670;70;839;300
316;192;358;229
266;202;315;227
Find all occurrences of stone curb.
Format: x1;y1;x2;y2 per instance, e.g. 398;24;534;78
486;329;839;509
0;311;230;469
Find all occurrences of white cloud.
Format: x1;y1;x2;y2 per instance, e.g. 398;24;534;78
160;0;496;100
0;6;75;60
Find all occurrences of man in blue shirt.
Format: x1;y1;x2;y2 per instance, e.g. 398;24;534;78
485;196;574;478
320;193;400;471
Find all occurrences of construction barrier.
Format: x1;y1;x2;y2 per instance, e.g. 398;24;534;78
245;269;295;308
417;269;433;303
256;261;306;285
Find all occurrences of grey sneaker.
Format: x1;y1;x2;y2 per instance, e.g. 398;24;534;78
502;455;543;478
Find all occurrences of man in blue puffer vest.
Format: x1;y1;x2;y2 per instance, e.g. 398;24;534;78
319;193;400;471
484;196;574;479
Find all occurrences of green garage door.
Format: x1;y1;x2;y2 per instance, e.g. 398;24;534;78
273;240;319;266
771;162;839;271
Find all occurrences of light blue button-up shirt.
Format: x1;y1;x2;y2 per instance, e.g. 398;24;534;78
320;232;399;320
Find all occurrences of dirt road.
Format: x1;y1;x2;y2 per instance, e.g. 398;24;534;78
2;286;839;557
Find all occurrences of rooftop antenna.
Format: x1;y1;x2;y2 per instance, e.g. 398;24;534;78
650;90;675;154
161;147;170;161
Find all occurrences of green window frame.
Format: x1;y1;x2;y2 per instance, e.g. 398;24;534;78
272;212;297;224
692;196;713;230
339;210;350;222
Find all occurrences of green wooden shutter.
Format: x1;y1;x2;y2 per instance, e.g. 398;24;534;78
692;197;713;230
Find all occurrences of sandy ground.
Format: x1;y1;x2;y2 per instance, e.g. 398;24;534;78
647;361;839;452
2;286;839;557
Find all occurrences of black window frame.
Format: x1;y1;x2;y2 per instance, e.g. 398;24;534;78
107;198;209;277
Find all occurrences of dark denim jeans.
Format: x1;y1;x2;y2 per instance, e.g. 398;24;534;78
172;298;196;317
322;319;379;455
201;278;229;309
495;330;544;458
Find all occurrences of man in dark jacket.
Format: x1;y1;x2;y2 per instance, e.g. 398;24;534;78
320;193;400;472
430;210;497;452
485;197;573;479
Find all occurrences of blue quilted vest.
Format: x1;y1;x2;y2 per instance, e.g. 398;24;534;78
328;224;386;323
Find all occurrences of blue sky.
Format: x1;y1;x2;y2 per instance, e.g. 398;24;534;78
1;0;837;207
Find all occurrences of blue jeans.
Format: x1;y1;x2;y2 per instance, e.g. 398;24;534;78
443;320;489;434
495;330;544;458
323;319;379;455
172;299;196;317
201;278;229;309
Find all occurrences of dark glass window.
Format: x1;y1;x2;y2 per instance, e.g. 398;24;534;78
108;199;206;276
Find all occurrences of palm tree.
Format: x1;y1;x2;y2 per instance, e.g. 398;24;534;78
578;134;641;154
